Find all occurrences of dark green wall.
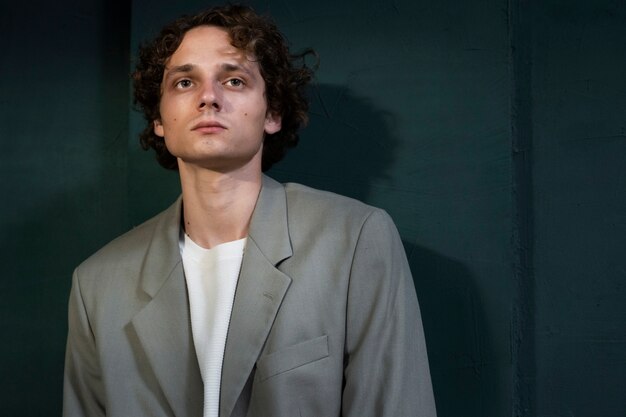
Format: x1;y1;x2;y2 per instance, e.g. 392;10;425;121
1;1;624;416
0;1;130;415
531;2;626;415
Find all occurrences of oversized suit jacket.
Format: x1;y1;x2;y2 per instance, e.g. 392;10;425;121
63;176;436;417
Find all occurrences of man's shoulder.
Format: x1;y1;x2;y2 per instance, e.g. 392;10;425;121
282;181;389;229
76;199;179;277
284;181;377;211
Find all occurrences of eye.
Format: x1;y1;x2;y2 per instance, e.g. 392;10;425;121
175;79;192;89
226;78;244;88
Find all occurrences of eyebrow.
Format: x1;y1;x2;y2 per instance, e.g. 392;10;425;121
162;64;194;84
220;62;253;76
163;62;255;81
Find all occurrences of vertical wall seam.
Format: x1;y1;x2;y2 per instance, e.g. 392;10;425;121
509;0;535;416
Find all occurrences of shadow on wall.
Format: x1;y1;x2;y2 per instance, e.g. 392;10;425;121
271;83;493;417
404;242;494;417
270;82;395;202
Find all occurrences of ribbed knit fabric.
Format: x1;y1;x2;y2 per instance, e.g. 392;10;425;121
180;234;246;417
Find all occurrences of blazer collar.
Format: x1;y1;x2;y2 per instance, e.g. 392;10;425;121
248;175;293;265
136;175;293;294
137;196;184;297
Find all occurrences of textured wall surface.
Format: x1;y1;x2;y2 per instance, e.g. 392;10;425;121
1;0;624;416
531;1;626;416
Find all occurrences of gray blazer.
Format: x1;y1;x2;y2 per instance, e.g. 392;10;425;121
63;176;436;417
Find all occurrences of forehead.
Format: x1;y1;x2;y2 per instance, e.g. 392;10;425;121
167;25;248;65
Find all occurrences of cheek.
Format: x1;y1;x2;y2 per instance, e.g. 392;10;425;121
160;97;181;121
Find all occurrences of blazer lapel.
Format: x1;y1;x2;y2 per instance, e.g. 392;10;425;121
220;176;293;417
130;198;203;417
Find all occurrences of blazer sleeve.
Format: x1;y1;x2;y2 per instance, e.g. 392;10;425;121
63;269;106;417
342;209;437;417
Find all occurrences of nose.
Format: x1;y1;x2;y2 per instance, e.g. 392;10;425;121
198;82;221;111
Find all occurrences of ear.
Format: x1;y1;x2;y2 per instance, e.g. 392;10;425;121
153;119;164;137
264;112;282;135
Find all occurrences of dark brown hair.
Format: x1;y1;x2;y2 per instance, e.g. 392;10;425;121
132;5;314;171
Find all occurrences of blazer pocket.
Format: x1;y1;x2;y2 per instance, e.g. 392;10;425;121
256;335;329;381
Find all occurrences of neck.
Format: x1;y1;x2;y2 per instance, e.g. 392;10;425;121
178;161;262;249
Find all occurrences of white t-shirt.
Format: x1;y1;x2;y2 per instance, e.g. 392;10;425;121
180;233;246;417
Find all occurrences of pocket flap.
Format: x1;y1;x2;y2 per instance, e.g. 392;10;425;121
256;335;329;381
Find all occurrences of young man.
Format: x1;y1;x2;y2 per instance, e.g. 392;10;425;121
63;5;436;417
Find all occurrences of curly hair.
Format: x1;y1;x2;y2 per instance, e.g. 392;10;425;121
132;5;315;171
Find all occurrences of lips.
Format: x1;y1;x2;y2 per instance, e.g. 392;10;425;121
191;120;226;133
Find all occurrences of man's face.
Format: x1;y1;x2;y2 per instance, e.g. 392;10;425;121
154;25;281;173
